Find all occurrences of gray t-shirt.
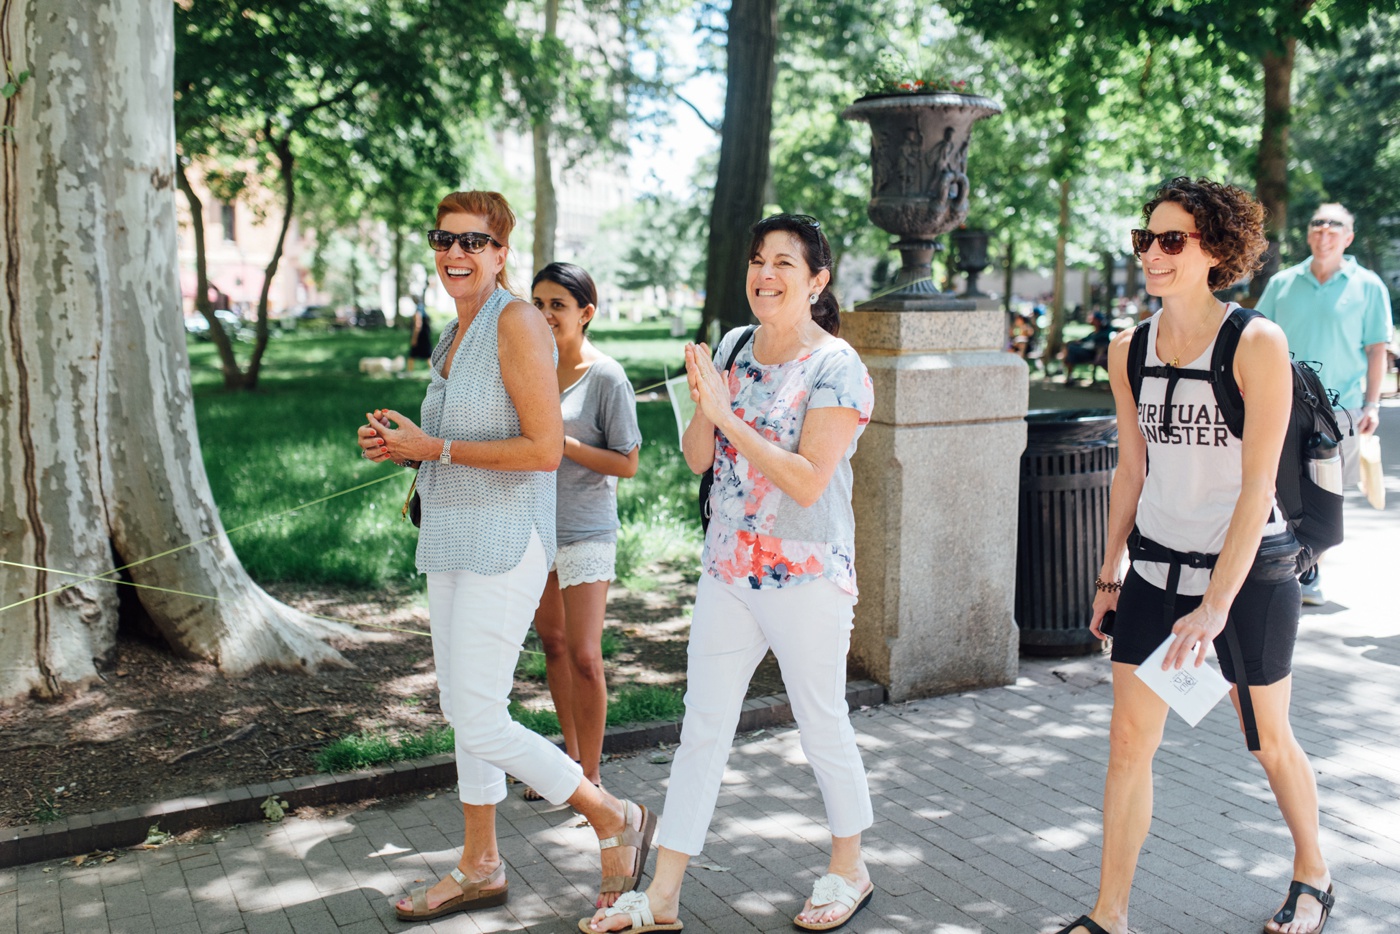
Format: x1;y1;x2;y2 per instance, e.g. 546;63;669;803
557;355;643;545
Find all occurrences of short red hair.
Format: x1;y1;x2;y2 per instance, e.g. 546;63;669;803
435;191;516;292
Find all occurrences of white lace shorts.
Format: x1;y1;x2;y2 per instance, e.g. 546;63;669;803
550;540;616;589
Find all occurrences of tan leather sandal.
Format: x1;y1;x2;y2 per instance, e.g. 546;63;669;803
394;864;508;921
793;874;874;931
596;800;656;906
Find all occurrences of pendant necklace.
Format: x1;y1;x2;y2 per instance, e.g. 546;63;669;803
1165;307;1222;367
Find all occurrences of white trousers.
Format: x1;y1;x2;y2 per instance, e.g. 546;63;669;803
426;530;583;806
656;574;874;856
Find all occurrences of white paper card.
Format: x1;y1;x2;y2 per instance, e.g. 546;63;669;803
1134;635;1233;727
666;374;695;451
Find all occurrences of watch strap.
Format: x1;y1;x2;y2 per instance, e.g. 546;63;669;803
438;438;452;465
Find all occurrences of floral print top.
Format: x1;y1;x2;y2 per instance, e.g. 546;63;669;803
702;327;874;596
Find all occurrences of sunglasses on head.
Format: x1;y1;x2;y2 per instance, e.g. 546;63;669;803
769;213;821;229
1131;229;1201;255
427;229;502;254
1309;218;1347;230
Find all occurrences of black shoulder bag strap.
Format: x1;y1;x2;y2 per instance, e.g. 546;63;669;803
724;325;758;374
698;325;757;532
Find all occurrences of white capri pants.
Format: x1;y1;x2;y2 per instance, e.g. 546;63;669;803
656;574;874;855
427;530;584;806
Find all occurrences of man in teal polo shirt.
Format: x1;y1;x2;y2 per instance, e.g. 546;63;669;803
1256;202;1392;603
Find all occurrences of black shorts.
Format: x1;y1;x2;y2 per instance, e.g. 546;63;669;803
1109;567;1301;686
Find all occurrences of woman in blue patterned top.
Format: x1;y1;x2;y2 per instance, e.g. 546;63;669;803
357;192;656;923
584;214;876;934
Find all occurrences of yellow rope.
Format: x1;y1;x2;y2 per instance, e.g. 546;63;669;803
0;473;401;613
0;472;569;655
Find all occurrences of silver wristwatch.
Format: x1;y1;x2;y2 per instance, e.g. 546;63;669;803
438;438;452;466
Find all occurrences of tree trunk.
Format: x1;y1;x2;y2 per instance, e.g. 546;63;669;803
245;134;293;389
1124;250;1138;303
392;224;405;327
174;162;243;389
1046;177;1071;359
531;0;559;276
0;0;347;703
1003;238;1015;316
1100;250;1115;311
532;121;557;274
1249;36;1296;301
698;0;778;339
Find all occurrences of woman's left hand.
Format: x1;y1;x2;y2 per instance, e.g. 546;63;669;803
684;342;732;426
1162;602;1229;670
367;409;435;464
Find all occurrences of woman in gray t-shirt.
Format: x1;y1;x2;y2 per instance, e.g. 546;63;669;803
529;263;642;809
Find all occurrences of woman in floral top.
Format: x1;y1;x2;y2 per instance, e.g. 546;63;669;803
583;214;876;934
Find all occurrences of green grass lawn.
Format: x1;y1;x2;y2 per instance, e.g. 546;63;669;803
187;319;700;589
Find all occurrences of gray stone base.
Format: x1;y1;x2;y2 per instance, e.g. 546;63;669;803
844;301;1027;702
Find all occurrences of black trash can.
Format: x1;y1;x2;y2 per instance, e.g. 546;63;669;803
1015;409;1118;656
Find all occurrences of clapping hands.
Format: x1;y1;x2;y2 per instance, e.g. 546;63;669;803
684;342;733;426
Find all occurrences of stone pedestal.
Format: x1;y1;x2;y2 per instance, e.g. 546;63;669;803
844;296;1028;702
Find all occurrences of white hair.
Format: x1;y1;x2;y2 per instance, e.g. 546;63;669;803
1313;202;1355;228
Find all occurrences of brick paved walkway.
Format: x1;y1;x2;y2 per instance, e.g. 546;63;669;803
5;408;1397;934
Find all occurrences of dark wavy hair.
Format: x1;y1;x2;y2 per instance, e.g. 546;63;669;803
531;262;599;331
1142;177;1268;290
747;214;840;336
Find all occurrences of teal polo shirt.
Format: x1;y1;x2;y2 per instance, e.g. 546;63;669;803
1256;255;1393;410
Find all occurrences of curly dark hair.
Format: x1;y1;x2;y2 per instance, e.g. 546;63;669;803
1142;177;1268;290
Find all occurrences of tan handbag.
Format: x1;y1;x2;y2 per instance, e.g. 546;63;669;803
1357;433;1385;510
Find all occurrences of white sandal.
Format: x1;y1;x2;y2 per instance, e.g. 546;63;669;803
577;890;683;932
793;873;874;931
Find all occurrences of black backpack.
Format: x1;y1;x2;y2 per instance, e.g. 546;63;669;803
1127;306;1344;574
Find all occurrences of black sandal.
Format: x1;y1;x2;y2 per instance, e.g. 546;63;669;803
1054;916;1111;934
1266;881;1334;934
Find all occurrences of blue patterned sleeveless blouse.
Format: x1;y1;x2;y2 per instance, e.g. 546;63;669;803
414;288;557;574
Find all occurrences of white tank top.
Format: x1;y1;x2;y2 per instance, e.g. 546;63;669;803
1133;307;1286;595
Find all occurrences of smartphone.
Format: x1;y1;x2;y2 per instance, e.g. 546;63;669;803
1099;610;1116;637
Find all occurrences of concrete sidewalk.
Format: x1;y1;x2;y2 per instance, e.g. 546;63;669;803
4;404;1397;934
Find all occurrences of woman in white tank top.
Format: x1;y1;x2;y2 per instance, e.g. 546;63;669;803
1051;180;1334;934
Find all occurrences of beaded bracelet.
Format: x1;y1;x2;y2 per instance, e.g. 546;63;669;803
1094;576;1122;593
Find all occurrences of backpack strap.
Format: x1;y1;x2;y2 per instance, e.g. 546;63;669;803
1127;320;1151;405
1127;318;1212;434
1207;306;1258;440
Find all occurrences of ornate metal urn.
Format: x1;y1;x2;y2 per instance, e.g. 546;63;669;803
842;92;1001;302
950;227;991;297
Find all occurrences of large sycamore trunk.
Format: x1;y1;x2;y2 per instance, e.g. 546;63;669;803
0;0;347;702
698;0;778;338
1249;37;1295;301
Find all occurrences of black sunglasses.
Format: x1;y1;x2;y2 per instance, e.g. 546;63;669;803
1308;218;1348;230
1131;228;1201;255
427;229;502;254
765;212;821;229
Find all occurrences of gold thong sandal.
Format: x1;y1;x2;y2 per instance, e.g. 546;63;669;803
394;864;508;922
578;891;683;932
596;800;657;906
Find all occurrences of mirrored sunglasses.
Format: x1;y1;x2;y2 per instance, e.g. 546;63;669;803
1130;229;1201;255
427;229;502;254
